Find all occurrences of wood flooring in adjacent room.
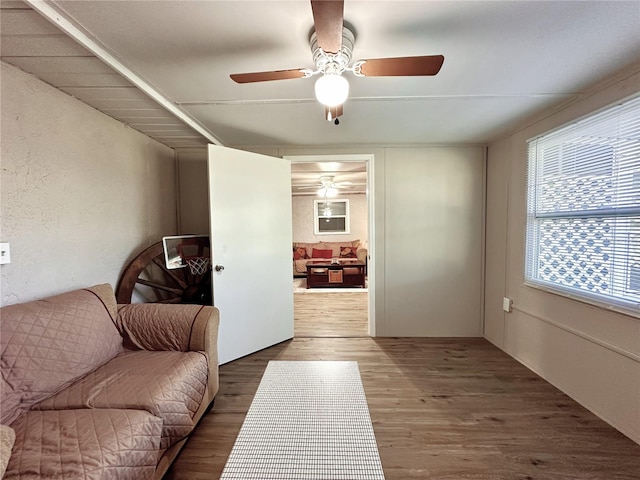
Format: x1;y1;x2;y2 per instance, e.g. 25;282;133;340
294;291;368;337
164;337;640;480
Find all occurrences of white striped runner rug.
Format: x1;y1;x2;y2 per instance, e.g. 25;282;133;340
220;361;385;479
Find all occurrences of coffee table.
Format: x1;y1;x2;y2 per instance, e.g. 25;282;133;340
306;261;366;288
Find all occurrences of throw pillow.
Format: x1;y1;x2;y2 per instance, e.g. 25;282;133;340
312;248;333;259
293;246;309;260
339;246;358;258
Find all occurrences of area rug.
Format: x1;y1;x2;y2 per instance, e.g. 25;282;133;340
293;277;368;293
220;361;385;479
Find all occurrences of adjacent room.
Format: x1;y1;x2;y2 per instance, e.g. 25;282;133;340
1;1;639;479
290;158;370;337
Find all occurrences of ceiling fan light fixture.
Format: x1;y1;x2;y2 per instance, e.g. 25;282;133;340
318;186;338;197
315;73;349;107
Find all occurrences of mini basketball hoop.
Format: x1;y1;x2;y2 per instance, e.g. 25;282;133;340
185;257;210;276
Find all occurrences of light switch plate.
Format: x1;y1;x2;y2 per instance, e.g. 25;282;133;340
0;243;10;264
502;297;512;313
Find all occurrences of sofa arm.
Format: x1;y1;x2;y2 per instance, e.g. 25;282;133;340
117;304;220;400
356;247;368;264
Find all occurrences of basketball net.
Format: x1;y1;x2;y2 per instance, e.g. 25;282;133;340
185;257;210;276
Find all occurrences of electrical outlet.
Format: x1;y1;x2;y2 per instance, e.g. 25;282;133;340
502;297;512;313
0;243;10;265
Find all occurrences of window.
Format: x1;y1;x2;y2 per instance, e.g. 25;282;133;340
314;199;350;235
525;95;640;313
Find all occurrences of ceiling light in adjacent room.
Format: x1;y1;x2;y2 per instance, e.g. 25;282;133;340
318;186;338;197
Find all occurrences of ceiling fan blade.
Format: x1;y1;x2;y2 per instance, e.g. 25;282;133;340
359;55;445;77
230;69;308;84
324;104;343;121
311;0;344;54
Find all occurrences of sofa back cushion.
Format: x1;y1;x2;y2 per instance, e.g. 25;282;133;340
294;240;361;259
311;248;333;259
320;240;360;258
293;246;309;260
339;246;358;258
0;284;123;425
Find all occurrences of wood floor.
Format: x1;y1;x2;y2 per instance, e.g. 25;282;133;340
165;337;640;480
294;291;368;337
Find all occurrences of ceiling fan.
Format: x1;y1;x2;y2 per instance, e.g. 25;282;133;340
296;175;362;196
230;0;444;122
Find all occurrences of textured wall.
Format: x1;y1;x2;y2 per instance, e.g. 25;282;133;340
0;62;177;305
291;193;367;245
485;66;640;443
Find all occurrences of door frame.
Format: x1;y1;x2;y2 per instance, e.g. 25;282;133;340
285;154;376;336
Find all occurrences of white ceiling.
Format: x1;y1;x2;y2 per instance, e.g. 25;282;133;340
1;0;640;151
290;160;367;196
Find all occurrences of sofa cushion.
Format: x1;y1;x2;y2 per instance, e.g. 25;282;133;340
117;303;207;352
293;246;309;260
312;248;333;259
0;285;123;425
293;242;322;258
321;240;360;257
34;350;208;450
294;259;309;274
1;376;21;429
339;246;358;258
5;409;161;480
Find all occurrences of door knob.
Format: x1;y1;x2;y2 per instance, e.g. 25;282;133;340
214;265;225;272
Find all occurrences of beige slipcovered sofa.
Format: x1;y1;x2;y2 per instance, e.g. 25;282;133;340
0;284;219;480
293;239;367;276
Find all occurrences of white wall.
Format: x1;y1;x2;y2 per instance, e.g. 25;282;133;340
292;193;367;245
383;147;484;336
178;145;485;338
485;65;640;444
0;62;177;305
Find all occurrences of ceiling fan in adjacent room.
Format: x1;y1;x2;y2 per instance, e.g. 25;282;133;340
230;0;445;122
296;175;361;196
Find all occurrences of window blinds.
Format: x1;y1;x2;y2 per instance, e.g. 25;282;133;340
525;95;640;312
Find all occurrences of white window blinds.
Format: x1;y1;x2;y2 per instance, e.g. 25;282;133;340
525;95;640;313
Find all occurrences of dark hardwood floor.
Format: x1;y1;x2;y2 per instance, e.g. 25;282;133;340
165;337;640;480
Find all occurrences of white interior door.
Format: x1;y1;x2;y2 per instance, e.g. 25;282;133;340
208;145;293;364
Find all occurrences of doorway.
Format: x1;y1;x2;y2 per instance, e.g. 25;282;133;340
285;154;374;338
